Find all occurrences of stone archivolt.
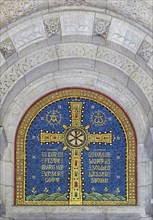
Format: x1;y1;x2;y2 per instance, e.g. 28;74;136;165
0;0;152;33
0;43;152;108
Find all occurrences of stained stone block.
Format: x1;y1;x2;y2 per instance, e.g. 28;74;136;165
60;11;94;36
145;127;153;160
146;198;153;216
0;199;5;216
0;52;5;67
0;127;7;160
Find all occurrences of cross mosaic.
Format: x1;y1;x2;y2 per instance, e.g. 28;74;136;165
15;88;137;205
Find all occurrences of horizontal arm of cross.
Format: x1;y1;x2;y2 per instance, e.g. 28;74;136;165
88;132;113;144
40;131;64;143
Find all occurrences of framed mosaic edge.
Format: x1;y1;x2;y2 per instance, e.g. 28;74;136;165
15;88;137;206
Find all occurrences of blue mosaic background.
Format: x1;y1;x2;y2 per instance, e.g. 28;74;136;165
26;98;126;198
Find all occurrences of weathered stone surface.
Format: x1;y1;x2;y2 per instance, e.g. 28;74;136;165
0;199;5;216
0;52;5;67
0;127;7;160
145;127;153;160
0;0;38;29
107;18;146;53
130;67;153;106
107;0;153;32
147;55;153;70
8;18;46;51
60;11;94;36
0;45;57;102
96;46;138;76
56;43;97;58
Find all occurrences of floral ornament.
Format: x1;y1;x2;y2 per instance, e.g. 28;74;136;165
31;187;37;196
104;187;108;193
44;17;60;37
44;187;49;194
116;187;120;195
95;19;110;38
57;187;61;193
91;187;96;192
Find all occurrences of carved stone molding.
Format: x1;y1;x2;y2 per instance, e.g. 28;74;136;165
44;17;61;37
96;46;138;76
0;0;152;34
0;38;16;59
94;18;110;39
130;68;153;105
138;40;153;62
0;0;37;29
0;43;152;112
107;0;153;32
66;0;87;6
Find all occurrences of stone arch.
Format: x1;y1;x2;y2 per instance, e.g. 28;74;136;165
0;1;153;220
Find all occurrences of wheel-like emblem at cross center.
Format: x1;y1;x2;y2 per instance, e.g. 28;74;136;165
66;128;87;148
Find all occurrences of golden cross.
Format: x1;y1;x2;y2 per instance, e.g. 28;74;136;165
40;102;112;205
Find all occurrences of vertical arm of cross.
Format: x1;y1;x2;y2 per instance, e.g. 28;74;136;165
70;102;82;127
69;102;83;205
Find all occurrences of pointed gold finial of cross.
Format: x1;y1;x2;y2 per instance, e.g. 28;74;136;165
40;102;113;205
